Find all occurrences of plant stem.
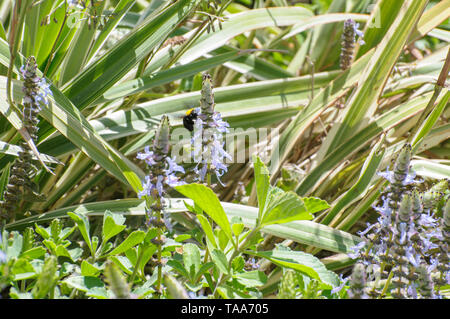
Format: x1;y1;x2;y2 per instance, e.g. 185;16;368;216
212;226;260;296
129;244;144;285
379;270;393;298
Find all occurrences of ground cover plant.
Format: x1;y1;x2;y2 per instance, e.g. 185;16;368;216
0;0;448;299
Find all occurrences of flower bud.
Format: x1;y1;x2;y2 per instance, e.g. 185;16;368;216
393;144;412;184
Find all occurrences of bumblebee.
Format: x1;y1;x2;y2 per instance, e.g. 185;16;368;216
183;108;198;131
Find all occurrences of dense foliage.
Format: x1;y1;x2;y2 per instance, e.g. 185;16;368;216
0;0;448;299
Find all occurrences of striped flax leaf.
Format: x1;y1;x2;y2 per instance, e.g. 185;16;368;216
61;0;200;110
6;198;360;254
314;0;428;163
295;91;445;196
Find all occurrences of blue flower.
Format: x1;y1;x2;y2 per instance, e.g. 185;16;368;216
165;157;185;175
377;166;417;186
331;274;349;295
136;146;157;166
405;246;421;267
191;108;231;183
353;22;365;45
20;59;53;109
407;283;418;298
357;222;378;236
347;241;366;259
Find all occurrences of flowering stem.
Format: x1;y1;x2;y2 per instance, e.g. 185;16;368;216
379;270;394;298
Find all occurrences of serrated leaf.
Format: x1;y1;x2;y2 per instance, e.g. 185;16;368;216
253;249;339;287
34;224;50;240
81;260;102;277
303;197;330;214
64;276;105;292
167;259;190;279
234;270;267;287
183;243;201;281
102;210;127;243
231;256;245;273
261;188;313;227
210;249;229;275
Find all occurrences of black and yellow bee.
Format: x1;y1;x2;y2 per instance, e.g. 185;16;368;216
183;108;198;131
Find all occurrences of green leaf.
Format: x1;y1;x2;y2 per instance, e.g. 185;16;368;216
303;197;330;214
64;276;105;292
55;245;73;260
62;0;200;110
34;224;50;240
102;210;127;243
253;249;339;287
261;188;313;227
167;259;190;279
210;249;229;275
7;231;23;259
253;155;270;221
193;262;214;283
0;162;10;201
86;287;111;299
412;90;450;148
12;258;36;281
322;136;385;225
67;212;93;256
6;198;361;254
232;223;245;238
183;243;201;281
146;7;313;73
411;159;450;180
317;0;429;159
196;214;217;249
175;184;233;243
231;256;245;273
234;270;267;287
109;256;134;275
81;260;102;277
108;231;145;256
174;234;191;243
20;247;46;260
43;240;73;260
